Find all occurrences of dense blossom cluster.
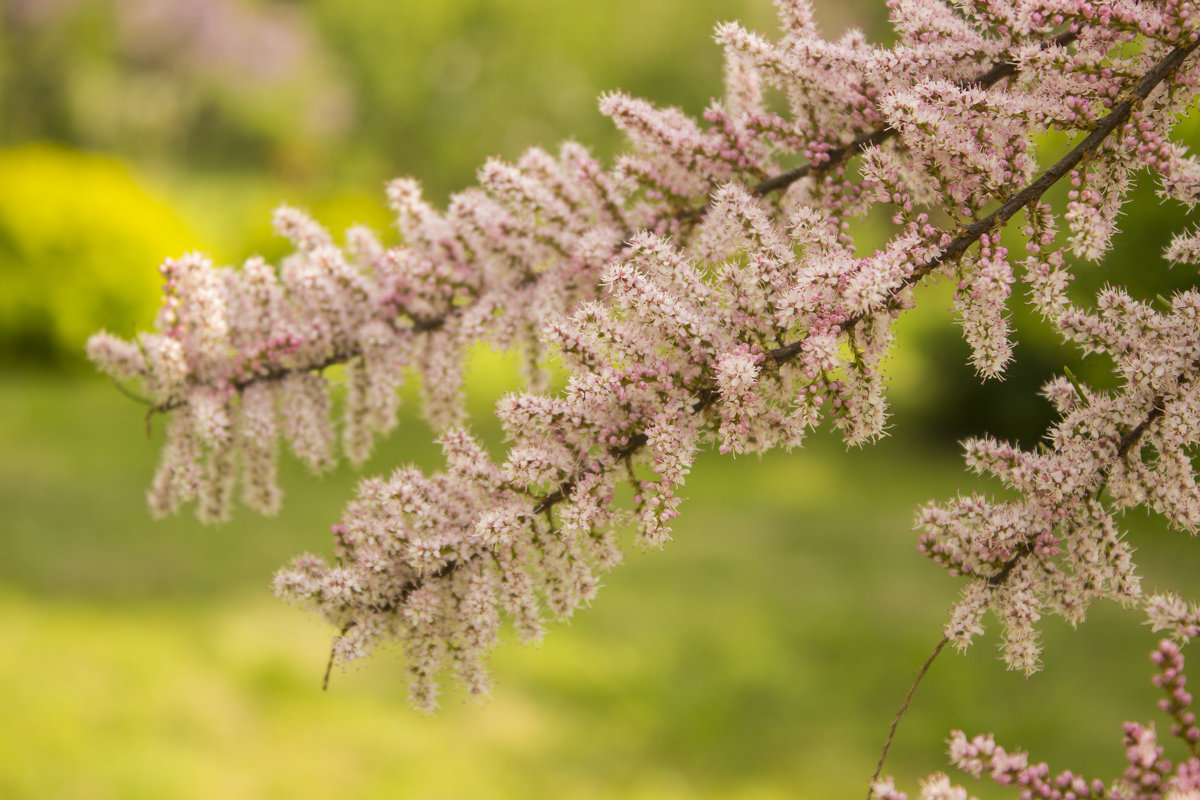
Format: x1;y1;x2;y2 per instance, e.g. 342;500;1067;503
874;640;1200;800
91;0;1200;775
920;279;1200;672
89;146;627;520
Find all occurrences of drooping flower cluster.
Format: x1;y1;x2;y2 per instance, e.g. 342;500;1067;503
271;428;623;708
94;0;1200;723
873;639;1200;800
919;284;1200;672
919;194;1200;670
89;145;628;520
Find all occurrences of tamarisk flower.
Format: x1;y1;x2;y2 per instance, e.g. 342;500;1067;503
600;91;747;205
1167;227;1200;264
88;143;629;520
274;427;622;710
920;281;1200;672
1148;593;1200;642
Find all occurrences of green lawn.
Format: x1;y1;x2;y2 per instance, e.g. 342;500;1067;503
1;366;1196;799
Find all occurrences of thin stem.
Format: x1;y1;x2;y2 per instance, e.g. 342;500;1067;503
867;635;950;799
108;376;154;407
323;621;357;691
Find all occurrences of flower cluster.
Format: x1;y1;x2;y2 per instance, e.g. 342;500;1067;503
919;284;1200;672
89;145;627;520
94;0;1200;724
272;428;622;709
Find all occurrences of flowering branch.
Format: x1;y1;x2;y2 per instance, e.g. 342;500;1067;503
747;29;1080;200
315;36;1199;667
88;22;1083;523
872;344;1199;790
89;2;1200;795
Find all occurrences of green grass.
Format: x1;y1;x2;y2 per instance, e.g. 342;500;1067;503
1;367;1197;799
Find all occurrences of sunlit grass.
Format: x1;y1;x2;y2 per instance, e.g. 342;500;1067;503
3;354;1199;798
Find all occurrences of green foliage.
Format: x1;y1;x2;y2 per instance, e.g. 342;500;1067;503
0;145;196;367
303;0;782;198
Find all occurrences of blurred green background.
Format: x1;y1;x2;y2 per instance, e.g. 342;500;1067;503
1;1;1197;798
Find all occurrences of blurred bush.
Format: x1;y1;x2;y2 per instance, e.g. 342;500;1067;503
0;145;196;367
0;0;351;174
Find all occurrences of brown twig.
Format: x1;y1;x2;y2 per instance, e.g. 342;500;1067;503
867;635;950;800
323;621;356;691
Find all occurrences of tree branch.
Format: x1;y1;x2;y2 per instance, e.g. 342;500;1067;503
750;31;1078;200
150;32;1080;420
868;635;951;800
366;39;1199;634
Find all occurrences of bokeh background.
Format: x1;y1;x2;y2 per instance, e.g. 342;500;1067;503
1;1;1198;798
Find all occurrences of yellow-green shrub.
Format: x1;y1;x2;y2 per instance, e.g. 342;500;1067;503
0;145;196;367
